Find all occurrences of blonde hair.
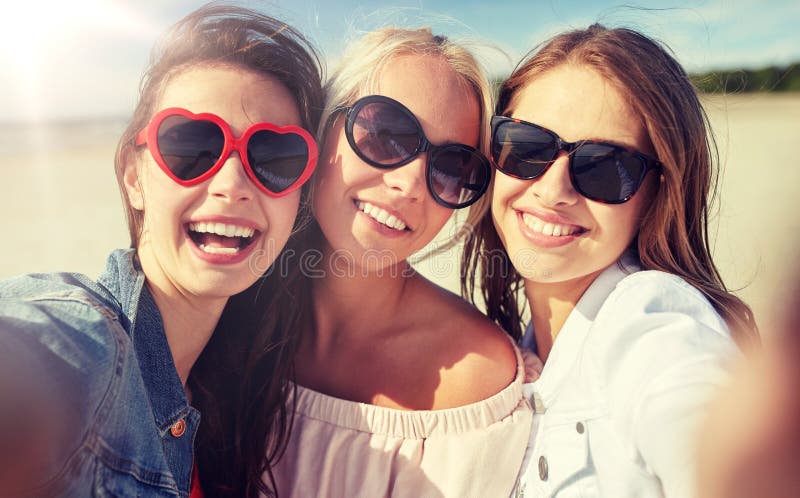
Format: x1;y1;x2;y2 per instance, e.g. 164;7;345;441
319;27;495;236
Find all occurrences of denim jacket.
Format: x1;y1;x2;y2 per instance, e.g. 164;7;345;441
0;249;199;497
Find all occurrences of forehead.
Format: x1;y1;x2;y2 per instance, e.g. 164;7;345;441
510;63;650;152
370;53;481;146
156;65;303;130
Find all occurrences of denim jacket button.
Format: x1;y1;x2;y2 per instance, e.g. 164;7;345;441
170;419;186;438
538;455;548;481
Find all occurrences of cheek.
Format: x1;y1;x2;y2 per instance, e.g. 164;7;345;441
138;165;185;230
264;192;301;237
313;139;385;220
492;174;527;207
490;176;526;235
314;134;370;195
426;204;454;235
339;154;380;190
592;202;642;247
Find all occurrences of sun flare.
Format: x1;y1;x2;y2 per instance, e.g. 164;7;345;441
0;0;160;122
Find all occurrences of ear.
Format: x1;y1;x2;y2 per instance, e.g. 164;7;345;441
122;149;145;211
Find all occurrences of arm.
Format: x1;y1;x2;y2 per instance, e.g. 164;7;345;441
0;317;76;494
599;273;739;497
0;290;121;496
631;352;732;497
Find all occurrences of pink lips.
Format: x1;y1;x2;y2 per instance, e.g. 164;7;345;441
514;208;587;249
184;215;263;265
353;199;412;238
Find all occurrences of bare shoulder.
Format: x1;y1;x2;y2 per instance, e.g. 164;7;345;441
406;276;519;408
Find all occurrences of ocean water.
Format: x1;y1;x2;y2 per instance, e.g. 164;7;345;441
1;94;798;334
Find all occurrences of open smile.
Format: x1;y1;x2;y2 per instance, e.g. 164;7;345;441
519;212;586;237
354;199;410;232
515;210;587;249
186;221;261;255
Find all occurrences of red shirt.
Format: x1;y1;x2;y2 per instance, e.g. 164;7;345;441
190;468;204;498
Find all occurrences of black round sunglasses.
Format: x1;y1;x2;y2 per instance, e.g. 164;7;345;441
341;95;491;209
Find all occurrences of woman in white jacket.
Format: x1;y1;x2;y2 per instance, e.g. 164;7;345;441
462;24;759;497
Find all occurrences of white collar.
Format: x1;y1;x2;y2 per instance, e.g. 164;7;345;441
527;254;640;410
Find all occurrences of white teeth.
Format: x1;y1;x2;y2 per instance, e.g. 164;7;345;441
188;222;255;238
199;244;239;254
356;201;407;231
521;213;579;237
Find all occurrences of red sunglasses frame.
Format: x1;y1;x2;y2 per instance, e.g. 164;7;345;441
135;107;318;197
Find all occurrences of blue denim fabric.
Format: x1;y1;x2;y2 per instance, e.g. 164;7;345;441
0;249;199;497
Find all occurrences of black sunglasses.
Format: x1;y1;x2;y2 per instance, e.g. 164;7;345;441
342;95;491;209
490;116;661;204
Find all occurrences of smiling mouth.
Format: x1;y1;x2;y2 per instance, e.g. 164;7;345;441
355;200;409;232
520;212;586;237
187;222;259;255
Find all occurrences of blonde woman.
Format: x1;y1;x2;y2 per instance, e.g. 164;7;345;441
257;28;533;497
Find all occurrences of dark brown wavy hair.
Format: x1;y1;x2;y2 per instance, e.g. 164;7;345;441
462;24;758;346
112;4;324;497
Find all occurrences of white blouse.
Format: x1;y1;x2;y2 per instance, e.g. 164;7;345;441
517;257;739;498
269;342;533;497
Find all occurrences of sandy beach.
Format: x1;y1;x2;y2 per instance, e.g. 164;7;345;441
1;93;798;335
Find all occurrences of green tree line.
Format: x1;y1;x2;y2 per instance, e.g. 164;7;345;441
491;63;800;94
690;63;800;93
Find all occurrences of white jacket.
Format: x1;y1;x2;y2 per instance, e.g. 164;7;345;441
516;257;738;498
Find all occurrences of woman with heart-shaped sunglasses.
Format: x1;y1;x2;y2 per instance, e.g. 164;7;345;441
0;5;322;497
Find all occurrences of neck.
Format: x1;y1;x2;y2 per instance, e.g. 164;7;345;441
309;247;413;354
139;258;226;388
524;272;599;363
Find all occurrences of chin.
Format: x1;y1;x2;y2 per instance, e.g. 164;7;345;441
196;273;258;300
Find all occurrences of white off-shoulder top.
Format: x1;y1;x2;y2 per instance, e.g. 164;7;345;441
268;344;533;497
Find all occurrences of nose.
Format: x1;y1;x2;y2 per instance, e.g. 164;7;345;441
529;154;580;206
207;152;258;202
382;154;427;201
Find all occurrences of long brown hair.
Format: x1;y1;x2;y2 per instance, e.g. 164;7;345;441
462;24;758;346
112;4;324;497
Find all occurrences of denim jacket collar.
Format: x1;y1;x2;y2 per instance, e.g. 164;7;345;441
97;248;194;435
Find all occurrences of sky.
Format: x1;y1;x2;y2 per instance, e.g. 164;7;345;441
0;0;798;123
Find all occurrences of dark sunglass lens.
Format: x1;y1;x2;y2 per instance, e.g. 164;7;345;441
247;131;310;193
492;121;557;178
572;144;645;202
157;116;224;180
429;146;490;208
351;101;420;166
